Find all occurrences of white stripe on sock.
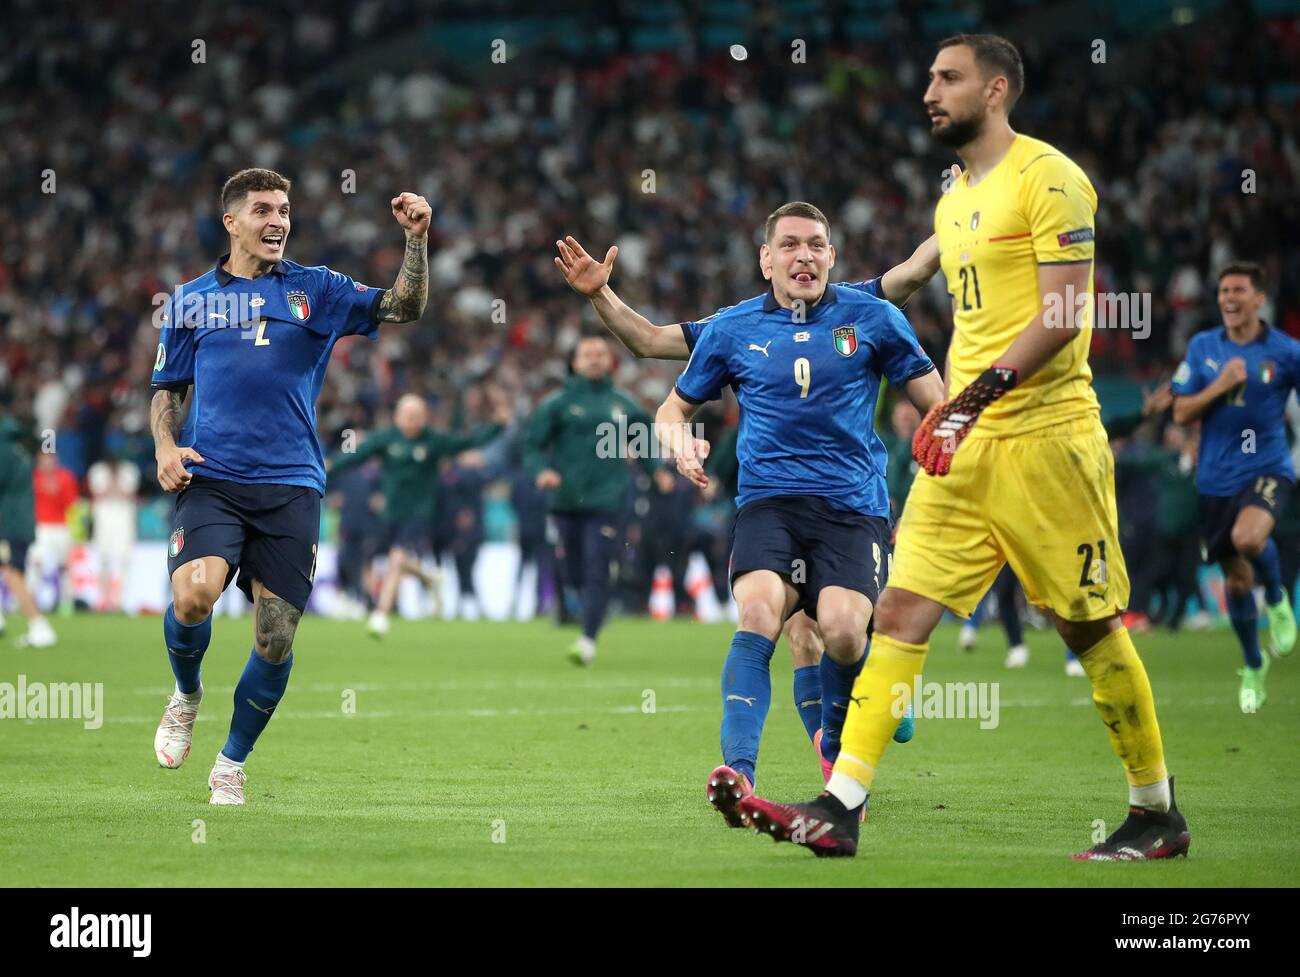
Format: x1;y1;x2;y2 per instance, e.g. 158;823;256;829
1129;777;1170;813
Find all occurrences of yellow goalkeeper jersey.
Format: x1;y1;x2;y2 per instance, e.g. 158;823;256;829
935;133;1100;436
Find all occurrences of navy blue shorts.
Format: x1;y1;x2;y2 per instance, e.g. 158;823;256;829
167;476;321;612
381;516;434;555
729;495;891;619
1199;473;1294;563
0;536;31;570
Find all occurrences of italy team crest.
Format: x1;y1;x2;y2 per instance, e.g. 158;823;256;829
833;325;858;357
1260;360;1276;384
169;527;184;558
286;291;311;321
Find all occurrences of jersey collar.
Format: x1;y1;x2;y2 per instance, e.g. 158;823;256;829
214;254;287;286
762;283;838;314
1221;320;1270;345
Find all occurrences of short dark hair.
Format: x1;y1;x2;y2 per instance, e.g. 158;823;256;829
569;334;610;373
221;168;291;213
764;202;831;242
939;34;1024;111
1217;261;1266;292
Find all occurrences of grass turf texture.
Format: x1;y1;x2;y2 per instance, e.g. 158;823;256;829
1;614;1296;887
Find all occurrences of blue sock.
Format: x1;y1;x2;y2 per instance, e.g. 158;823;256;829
222;650;294;762
1253;539;1284;605
819;648;866;764
164;603;212;696
1227;592;1262;669
720;631;776;787
792;665;822;743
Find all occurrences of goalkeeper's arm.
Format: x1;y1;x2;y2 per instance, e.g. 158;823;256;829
912;260;1092;475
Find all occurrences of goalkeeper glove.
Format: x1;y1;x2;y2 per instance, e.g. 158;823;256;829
912;366;1018;476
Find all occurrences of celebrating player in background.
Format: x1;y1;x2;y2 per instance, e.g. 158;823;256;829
1171;262;1298;712
523;335;655;665
0;411;57;648
554;220;946;754
741;35;1190;860
654;202;944;825
327;391;509;638
149;167;431;804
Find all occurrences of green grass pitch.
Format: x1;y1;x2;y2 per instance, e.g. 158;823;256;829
1;614;1296;887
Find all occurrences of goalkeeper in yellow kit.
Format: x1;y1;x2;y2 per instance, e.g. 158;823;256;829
739;34;1190;860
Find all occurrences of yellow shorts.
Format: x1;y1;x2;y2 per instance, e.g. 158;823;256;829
890;414;1129;622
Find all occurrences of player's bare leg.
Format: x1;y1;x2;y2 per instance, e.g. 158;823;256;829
785;612;822;669
743;586;943;854
155;557;226;768
208;579;301;805
369;544;421;637
3;565;56;648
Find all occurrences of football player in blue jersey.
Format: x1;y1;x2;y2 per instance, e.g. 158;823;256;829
555;172;957;775
1172;261;1299;713
649;202;945;824
554;226;944;778
149;167;431;804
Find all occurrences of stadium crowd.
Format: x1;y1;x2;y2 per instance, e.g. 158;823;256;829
2;0;1298;626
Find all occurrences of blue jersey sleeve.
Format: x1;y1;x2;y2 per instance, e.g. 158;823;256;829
321;268;383;338
680;320;705;353
150;294;196;391
841;277;885;301
680;305;731;354
1171;336;1210;396
874;303;934;386
675;320;733;404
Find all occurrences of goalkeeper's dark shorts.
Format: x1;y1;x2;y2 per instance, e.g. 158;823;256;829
1198;473;1294;564
728;494;891;619
166;475;321;612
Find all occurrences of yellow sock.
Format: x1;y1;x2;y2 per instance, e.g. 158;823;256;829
831;633;928;791
1078;626;1168;787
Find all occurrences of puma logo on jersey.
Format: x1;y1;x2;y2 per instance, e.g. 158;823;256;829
725;694;757;706
1047;184;1067;195
1206;358;1219;371
748;341;772;357
208;312;228;321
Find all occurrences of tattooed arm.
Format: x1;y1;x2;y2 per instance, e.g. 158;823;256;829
151;388;203;492
378;192;432;323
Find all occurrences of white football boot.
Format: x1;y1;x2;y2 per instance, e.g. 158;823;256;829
154;686;202;768
958;623;978;652
1004;644;1030;668
1064;657;1087;677
208;753;247;805
367;610;390;639
15;616;57;649
568;635;596;666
